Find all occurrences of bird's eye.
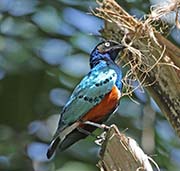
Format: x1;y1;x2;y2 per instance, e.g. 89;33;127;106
104;42;110;47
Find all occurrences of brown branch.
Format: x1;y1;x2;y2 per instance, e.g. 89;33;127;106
97;125;156;171
94;0;180;137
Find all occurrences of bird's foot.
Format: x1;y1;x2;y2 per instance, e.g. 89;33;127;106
95;131;107;146
83;121;110;131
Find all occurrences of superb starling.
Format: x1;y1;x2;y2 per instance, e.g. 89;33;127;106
47;40;124;159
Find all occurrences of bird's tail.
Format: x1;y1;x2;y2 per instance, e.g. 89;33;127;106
47;122;80;159
47;137;61;159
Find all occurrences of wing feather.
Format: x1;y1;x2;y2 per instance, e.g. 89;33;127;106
58;66;117;131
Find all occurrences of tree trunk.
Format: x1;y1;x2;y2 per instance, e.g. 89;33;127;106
94;0;180;137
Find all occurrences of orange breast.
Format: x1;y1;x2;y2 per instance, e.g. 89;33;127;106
81;86;121;122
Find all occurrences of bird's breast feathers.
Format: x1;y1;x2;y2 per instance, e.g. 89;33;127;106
81;85;121;122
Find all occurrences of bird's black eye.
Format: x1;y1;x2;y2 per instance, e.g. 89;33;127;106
104;42;110;47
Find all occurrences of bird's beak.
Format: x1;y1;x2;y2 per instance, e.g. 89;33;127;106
107;43;125;61
102;44;124;54
111;44;125;51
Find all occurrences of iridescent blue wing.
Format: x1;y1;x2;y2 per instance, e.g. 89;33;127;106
57;65;117;131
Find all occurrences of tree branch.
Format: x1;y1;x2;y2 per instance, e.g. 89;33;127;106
97;125;156;171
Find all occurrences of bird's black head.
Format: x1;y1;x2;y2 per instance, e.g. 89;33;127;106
90;40;124;68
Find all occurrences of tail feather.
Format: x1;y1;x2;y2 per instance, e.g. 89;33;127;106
47;137;60;159
47;122;80;159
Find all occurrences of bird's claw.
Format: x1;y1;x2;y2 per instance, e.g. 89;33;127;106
100;124;110;131
95;131;107;146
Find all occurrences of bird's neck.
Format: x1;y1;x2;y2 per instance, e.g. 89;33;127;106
107;60;123;91
113;64;123;91
90;59;123;91
90;50;111;69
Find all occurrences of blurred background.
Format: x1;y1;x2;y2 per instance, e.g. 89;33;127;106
0;0;179;171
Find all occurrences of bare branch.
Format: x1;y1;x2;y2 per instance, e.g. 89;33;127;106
97;125;159;171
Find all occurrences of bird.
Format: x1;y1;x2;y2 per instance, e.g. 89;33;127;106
47;40;125;159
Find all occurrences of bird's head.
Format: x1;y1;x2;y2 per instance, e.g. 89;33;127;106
90;40;125;68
